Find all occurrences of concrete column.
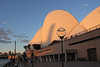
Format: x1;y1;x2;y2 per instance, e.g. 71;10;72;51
75;53;77;61
49;55;51;61
39;56;41;62
58;54;60;61
53;54;55;61
44;55;46;61
40;56;43;61
42;56;44;61
39;56;41;61
40;56;42;61
46;55;48;61
65;53;67;62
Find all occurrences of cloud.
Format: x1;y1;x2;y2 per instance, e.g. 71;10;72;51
13;35;18;37
23;35;29;38
0;27;29;44
84;4;88;7
3;22;6;24
0;40;12;43
6;29;13;34
20;39;29;43
0;28;12;40
13;34;29;39
22;34;29;38
0;28;13;43
13;34;29;43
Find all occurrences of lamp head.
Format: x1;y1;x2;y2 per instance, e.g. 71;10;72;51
57;27;66;39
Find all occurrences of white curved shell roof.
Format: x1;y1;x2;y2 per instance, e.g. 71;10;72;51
29;6;100;48
80;6;100;29
29;27;42;45
42;10;79;47
68;24;86;36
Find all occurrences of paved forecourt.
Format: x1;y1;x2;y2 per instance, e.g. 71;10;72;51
16;61;100;67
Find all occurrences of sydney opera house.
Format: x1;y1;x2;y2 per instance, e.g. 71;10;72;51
24;6;100;61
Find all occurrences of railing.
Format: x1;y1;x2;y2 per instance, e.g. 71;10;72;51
3;62;10;67
0;60;10;67
66;24;100;40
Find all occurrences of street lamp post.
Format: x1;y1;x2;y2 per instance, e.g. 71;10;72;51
14;41;16;63
31;49;34;67
28;44;34;67
57;27;66;67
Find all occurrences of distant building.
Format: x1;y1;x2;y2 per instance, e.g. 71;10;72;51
24;6;100;61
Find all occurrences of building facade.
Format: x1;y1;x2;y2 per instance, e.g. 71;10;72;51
31;25;100;61
24;6;100;61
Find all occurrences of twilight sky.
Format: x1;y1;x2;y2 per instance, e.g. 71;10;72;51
0;0;100;53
